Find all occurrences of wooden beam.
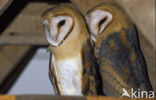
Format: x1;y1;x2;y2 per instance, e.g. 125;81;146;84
70;0;115;14
0;46;30;85
0;2;50;45
0;33;48;45
16;95;85;100
0;45;37;93
86;96;153;100
0;0;13;15
70;0;156;92
0;95;154;100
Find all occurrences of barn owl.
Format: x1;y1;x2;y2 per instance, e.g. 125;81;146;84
40;4;100;96
86;3;153;97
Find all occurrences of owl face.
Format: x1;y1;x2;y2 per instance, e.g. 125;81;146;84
41;4;90;49
86;6;113;42
41;14;74;46
86;4;132;43
41;4;88;48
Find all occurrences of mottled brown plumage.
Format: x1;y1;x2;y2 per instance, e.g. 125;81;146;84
81;39;102;95
86;3;153;97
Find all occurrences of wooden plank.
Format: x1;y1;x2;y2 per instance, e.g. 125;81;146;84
70;0;156;92
0;2;51;93
87;96;154;100
70;0;115;14
0;33;48;45
0;46;37;93
1;2;48;35
0;0;13;15
0;46;30;85
0;1;154;46
16;95;86;100
0;2;59;45
0;95;154;100
0;95;15;100
0;2;51;45
86;96;153;100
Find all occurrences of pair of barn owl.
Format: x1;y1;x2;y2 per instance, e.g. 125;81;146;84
41;3;152;97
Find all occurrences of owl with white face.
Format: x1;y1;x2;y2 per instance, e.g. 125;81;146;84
86;3;153;97
40;4;100;96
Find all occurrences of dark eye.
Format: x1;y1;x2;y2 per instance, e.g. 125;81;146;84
99;17;107;27
58;20;65;28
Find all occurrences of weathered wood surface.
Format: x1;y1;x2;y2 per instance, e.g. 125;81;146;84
0;95;154;100
86;96;154;100
0;2;50;45
1;1;154;46
0;33;47;45
0;46;37;93
0;0;13;15
0;46;30;85
0;1;41;94
70;0;156;92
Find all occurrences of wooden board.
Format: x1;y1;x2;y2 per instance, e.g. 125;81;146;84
0;2;50;45
0;95;15;100
0;0;13;15
0;33;47;45
0;95;154;100
0;1;155;46
87;96;154;100
70;0;156;92
16;95;85;100
0;46;37;93
0;46;30;85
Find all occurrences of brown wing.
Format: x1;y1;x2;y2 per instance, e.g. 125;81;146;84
81;39;103;95
95;26;153;97
49;53;61;95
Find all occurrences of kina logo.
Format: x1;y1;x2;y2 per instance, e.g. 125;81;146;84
121;88;155;98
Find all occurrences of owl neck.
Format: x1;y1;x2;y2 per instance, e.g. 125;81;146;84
48;35;88;60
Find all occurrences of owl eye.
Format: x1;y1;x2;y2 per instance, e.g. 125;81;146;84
58;20;66;28
42;16;73;46
86;10;113;41
99;17;107;30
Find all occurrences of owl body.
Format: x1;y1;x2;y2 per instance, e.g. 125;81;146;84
41;4;99;95
51;53;82;95
86;3;153;97
48;33;88;95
